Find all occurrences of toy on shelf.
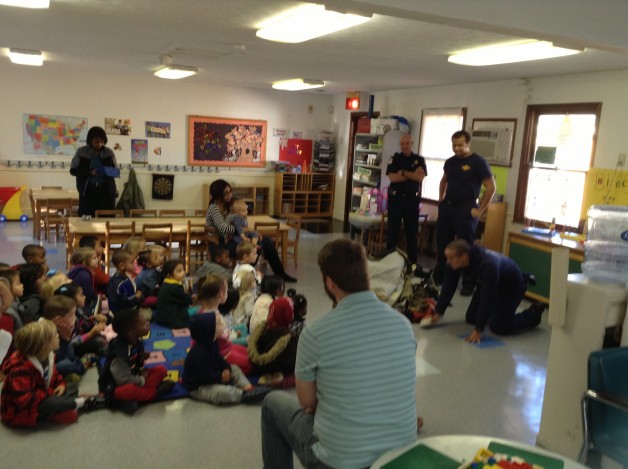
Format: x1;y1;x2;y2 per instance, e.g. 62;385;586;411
0;186;28;222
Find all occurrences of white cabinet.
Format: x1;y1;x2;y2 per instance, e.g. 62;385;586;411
351;130;403;212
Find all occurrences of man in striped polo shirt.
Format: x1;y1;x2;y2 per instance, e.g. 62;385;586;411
261;238;417;469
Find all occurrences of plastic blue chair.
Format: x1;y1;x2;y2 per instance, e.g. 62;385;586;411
579;347;628;467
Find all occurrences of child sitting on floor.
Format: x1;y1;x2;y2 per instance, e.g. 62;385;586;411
0;269;25;330
182;312;271;405
196;244;233;282
67;247;101;313
55;283;107;358
42;295;85;380
98;308;174;414
135;245;166;304
1;319;105;427
232;241;263;288
287;290;308;338
154;259;194;329
106;249;144;315
122;237;147;278
196;275;250;374
0;278;15;366
250;275;284;336
19;244;48;273
16;263;46;325
78;235;109;293
248;296;298;388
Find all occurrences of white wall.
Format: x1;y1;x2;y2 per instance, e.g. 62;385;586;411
0;63;334;212
332;70;628;226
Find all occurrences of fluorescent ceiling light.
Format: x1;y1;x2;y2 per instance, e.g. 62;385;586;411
154;65;198;79
9;48;43;66
257;4;371;43
0;0;49;8
272;79;325;91
448;40;582;66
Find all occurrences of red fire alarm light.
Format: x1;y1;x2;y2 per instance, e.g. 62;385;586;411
345;97;360;110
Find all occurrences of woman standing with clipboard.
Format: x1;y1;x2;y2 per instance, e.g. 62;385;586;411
70;126;120;217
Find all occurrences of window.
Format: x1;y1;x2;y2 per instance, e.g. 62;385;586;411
418;107;467;201
514;103;601;230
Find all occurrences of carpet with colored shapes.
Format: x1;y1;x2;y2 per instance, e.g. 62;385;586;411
143;322;191;400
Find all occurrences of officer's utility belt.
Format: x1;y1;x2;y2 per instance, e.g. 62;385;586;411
442;198;475;207
389;189;419;198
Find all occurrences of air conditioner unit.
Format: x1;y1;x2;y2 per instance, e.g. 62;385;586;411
471;128;513;165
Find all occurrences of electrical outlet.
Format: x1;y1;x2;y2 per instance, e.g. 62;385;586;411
618;153;626;167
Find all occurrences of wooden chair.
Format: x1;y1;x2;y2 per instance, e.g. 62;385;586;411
130;209;157;218
185;221;212;274
253;221;281;247
62;216;74;270
284;214;302;267
95;209;125;218
194;209;207;217
42;198;74;241
159;209;186;218
366;211;388;257
105;221;136;274
141;223;174;258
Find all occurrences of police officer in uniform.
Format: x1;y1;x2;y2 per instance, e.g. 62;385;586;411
385;133;427;266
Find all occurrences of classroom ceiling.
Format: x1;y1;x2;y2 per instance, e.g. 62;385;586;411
2;0;628;94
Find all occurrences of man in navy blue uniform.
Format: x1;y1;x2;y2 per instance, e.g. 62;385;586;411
385;133;427;267
433;130;496;291
424;239;545;342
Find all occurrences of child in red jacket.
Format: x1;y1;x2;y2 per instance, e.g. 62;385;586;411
0;319;105;427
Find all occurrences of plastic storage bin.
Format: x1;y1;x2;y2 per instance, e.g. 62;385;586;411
582;205;628;284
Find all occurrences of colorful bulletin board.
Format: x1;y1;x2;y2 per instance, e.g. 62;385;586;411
278;138;313;167
582;167;628;217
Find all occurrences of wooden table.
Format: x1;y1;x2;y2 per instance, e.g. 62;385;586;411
371;434;588;469
30;188;79;240
67;215;290;265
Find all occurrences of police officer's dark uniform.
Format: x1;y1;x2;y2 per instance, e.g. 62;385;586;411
385;151;427;264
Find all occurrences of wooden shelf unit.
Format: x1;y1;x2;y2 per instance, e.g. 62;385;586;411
202;184;270;215
475;201;507;252
274;173;335;218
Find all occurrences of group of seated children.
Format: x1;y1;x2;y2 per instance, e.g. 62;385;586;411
0;236;308;428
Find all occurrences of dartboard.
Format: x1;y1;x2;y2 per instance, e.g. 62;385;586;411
154;176;172;196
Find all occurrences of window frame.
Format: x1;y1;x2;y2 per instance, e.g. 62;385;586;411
418;107;467;201
513;102;602;231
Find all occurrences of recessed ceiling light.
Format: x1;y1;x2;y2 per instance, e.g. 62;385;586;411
154;65;198;79
9;48;43;66
257;4;371;43
448;40;582;66
272;79;325;91
0;0;49;8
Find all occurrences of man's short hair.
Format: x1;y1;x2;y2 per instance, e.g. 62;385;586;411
318;238;369;293
451;130;471;143
446;239;472;256
79;235;100;249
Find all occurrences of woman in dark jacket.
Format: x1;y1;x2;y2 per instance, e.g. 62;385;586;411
70;126;119;216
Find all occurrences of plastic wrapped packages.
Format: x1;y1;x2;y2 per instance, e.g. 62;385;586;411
582;205;628;284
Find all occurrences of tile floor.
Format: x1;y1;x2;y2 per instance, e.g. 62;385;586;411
0;220;553;469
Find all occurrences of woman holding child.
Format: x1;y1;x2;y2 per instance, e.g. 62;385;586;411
205;179;296;283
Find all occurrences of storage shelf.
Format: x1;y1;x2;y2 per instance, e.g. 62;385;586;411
274;173;335;218
203;184;270;215
354;163;381;169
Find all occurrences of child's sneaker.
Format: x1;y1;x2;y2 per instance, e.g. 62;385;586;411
156;379;176;396
241;386;272;404
82;395;107;412
258;372;283;386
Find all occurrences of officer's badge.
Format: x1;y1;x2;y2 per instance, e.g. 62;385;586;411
462;165;471;171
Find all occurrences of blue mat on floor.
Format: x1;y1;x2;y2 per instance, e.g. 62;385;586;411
458;334;505;348
143;322;191;400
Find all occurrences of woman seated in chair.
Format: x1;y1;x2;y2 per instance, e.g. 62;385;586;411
205;179;296;283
